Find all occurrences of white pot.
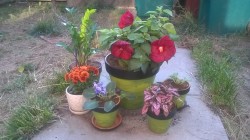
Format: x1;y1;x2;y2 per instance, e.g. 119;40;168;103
65;86;89;115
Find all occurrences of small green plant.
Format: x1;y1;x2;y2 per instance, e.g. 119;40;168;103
47;72;69;94
4;94;55;140
56;8;97;66
2;74;31;93
169;73;187;85
30;19;59;36
83;81;121;112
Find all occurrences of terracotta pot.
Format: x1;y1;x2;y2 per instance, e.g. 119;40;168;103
65;86;89;115
105;54;160;109
147;109;176;134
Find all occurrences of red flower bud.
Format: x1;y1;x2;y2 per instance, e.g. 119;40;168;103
118;10;134;29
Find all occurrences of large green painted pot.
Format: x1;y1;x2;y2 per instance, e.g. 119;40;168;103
147;109;176;134
105;54;160;109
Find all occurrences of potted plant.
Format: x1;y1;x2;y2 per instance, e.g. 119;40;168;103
64;65;99;115
56;8;101;72
163;73;190;110
83;82;122;129
141;82;178;133
99;6;178;109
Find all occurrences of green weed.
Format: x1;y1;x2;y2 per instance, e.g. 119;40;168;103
47;72;69;95
193;40;237;109
30;19;59;36
3;94;55;140
2;74;31;93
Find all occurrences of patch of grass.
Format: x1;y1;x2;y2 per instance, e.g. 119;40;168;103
2;74;31;93
2;94;55;140
192;40;237;109
47;72;69;94
30;19;59;36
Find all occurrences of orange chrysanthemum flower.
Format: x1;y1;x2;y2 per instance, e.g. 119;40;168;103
65;65;99;85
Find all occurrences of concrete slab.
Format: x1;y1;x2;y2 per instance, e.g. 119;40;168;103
33;48;228;140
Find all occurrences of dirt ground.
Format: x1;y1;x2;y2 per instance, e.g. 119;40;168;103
0;2;250;139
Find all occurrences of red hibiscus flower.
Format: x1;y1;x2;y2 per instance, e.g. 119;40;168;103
118;10;134;29
111;40;134;60
150;36;176;63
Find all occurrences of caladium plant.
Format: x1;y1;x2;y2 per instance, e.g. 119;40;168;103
141;82;179;117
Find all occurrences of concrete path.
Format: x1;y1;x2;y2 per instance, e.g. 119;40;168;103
33;48;228;140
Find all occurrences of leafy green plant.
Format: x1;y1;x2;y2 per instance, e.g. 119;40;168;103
56;8;97;66
99;6;178;72
169;73;187;85
84;82;120;112
4;94;55;140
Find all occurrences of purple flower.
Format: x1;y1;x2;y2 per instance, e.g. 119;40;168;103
93;82;106;95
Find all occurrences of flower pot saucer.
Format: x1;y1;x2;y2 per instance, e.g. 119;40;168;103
91;113;122;130
69;107;89;115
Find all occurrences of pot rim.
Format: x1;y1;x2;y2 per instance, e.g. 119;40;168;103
105;54;160;80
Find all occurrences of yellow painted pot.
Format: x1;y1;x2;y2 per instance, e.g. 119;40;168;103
105;54;160;109
110;75;155;109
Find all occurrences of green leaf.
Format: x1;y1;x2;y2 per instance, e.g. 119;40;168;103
128;59;142;70
169;34;180;41
151;21;160;30
18;65;25;73
127;33;143;41
134;38;144;44
140;26;148;33
163;9;173;17
83;88;96;98
84;100;98;110
146;11;157;15
123;26;131;32
144;33;151;41
163;23;176;34
106;82;116;93
141;43;151;54
150;36;159;42
141;63;149;74
104;101;116;112
56;42;73;53
135;17;142;21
